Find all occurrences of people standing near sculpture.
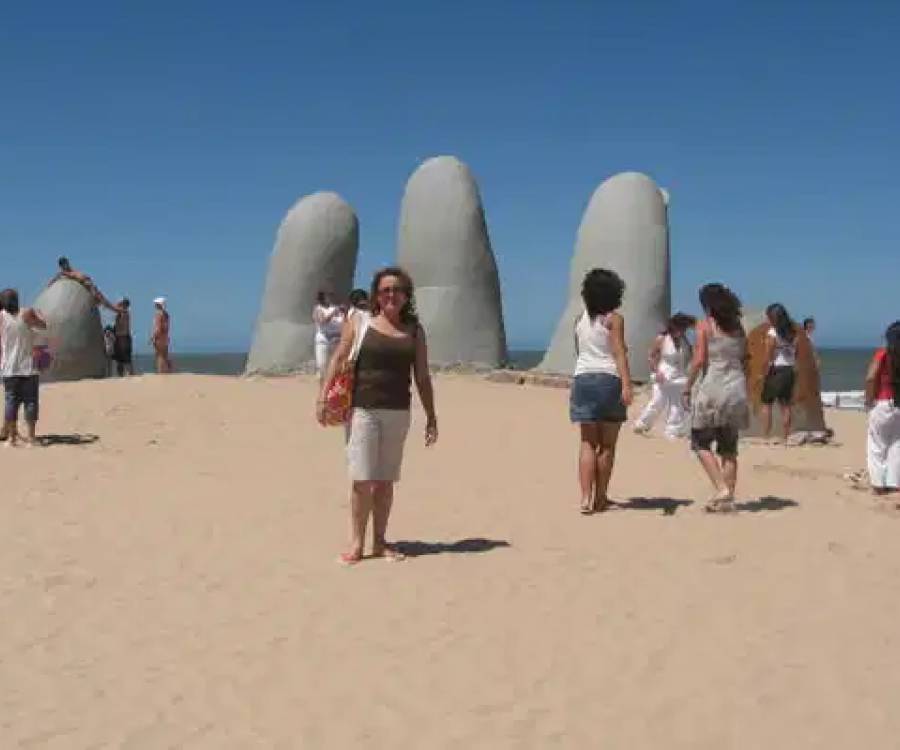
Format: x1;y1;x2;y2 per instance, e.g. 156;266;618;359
316;267;438;566
864;321;900;496
761;303;799;442
803;317;816;341
103;325;116;377
151;297;173;374
633;313;696;439
112;298;133;376
569;269;633;515
0;289;47;447
312;289;345;378
684;284;749;512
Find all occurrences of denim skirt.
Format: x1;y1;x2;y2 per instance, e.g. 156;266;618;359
569;372;626;423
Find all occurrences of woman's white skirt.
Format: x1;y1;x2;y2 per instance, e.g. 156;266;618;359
867;400;900;489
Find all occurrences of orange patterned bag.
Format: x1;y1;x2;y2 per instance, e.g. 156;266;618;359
322;315;369;426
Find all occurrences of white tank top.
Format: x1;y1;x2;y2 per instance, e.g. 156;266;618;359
767;327;797;367
658;334;690;381
574;312;619;377
0;310;36;378
314;304;344;343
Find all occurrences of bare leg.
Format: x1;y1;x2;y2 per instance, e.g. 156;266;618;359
372;482;404;559
696;449;727;495
4;420;18;447
24;420;37;446
594;422;622;510
721;455;738;497
578;424;600;513
761;404;773;438
781;404;792;442
345;481;373;560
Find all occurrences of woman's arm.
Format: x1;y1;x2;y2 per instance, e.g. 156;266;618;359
413;325;438;445
764;332;776;367
648;335;663;378
608;313;633;406
684;321;708;397
23;308;47;330
864;351;883;409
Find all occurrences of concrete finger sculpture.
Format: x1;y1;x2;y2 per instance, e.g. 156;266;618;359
32;278;107;381
396;156;507;368
539;172;670;381
245;192;359;375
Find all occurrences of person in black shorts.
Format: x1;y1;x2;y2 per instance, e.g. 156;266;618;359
761;303;798;442
113;298;134;376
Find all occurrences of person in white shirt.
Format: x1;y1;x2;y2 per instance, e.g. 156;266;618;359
0;289;47;447
633;313;696;438
313;289;346;378
346;288;370;323
569;269;633;514
761;303;799;442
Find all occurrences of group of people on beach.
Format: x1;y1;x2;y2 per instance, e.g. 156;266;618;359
314;264;898;564
0;256;174;447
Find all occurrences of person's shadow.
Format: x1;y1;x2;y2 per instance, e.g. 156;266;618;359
616;497;694;515
37;433;100;447
394;538;510;558
734;496;798;512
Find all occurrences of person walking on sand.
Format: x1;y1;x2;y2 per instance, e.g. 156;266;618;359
633;313;696;439
151;297;172;373
569;269;633;514
761;303;799;443
0;289;47;447
313;288;345;378
864;321;900;497
684;283;749;512
113;298;134;376
316;267;438;566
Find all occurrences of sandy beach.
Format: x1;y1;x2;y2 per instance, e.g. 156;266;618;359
3;373;899;748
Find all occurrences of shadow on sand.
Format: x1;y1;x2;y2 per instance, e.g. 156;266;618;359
394;538;511;558
617;497;694;515
37;433;100;447
734;496;798;513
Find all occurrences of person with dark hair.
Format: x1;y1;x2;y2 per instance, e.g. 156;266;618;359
634;313;696;438
151;297;173;373
316;267;437;565
760;303;799;442
347;288;370;323
684;283;749;511
113;298;134;376
0;289;47;447
569;268;633;514
312;288;345;378
50;256;121;313
103;325;116;377
803;317;816;341
864;321;900;496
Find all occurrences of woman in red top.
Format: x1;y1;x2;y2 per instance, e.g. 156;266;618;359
865;321;900;495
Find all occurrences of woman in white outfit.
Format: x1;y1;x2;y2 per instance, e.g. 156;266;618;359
634;313;695;438
865;321;900;496
312;289;345;378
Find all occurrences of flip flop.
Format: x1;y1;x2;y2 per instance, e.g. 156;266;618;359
337;551;363;566
373;546;406;562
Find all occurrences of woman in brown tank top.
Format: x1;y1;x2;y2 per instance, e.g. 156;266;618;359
316;267;438;566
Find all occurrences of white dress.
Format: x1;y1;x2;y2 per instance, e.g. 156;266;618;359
634;334;691;438
313;304;345;375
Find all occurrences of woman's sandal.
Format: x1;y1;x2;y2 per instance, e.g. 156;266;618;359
338;550;363;566
373;545;406;562
705;490;735;514
580;498;594;515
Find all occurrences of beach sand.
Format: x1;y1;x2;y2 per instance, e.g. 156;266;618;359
3;374;899;748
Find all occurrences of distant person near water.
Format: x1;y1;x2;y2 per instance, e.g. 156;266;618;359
313;288;345;378
0;289;47;447
865;321;900;497
803;317;816;342
633;313;695;439
684;283;749;512
569;269;633;515
151;297;172;374
113;298;133;376
317;267;438;566
761;303;799;442
103;325;116;377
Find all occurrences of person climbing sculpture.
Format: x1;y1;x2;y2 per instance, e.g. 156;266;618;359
49;256;122;314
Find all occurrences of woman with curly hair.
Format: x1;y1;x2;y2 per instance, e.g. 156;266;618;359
684;283;749;512
316;267;438;565
569;268;633;514
761;302;799;442
864;321;900;496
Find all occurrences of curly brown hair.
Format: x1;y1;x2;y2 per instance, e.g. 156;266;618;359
369;266;419;325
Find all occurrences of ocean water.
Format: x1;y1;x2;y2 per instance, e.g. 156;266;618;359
133;347;873;392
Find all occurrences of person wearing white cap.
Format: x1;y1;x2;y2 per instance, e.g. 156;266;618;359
151;297;173;373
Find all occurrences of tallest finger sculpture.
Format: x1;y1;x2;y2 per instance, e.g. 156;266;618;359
396;156;507;368
539;172;670;382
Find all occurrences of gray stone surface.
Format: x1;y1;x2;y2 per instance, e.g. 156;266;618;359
245;192;359;375
32;278;107;381
539;172;670;381
396;156;507;367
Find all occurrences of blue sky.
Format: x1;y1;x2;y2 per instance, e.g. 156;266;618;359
2;1;897;351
